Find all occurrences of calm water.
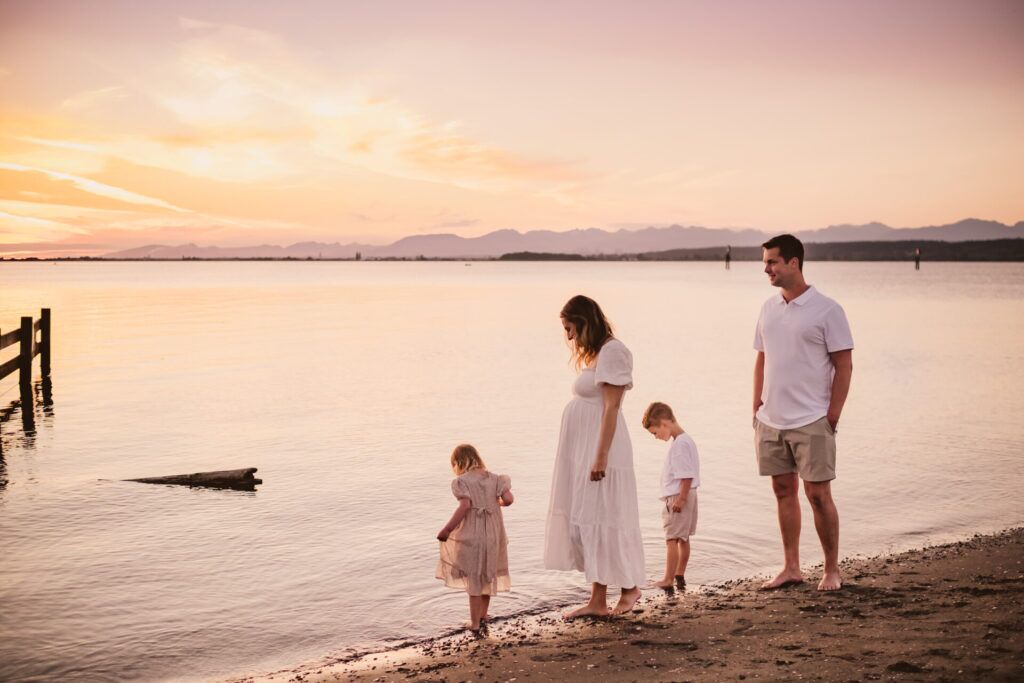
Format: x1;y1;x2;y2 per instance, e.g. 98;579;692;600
1;261;1023;682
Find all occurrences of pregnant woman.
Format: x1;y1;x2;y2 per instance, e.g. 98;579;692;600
544;294;646;618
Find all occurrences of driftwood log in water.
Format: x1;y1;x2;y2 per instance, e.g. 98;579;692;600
126;467;262;490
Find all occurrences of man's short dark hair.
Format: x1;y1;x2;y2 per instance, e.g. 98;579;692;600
762;234;804;270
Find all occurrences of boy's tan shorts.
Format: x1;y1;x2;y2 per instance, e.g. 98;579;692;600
661;491;698;541
754;416;836;482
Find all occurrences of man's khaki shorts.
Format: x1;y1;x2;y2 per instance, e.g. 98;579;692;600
661;491;698;541
754;416;836;482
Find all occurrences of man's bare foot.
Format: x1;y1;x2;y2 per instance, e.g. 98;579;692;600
760;570;804;590
652;578;675;590
817;570;842;591
564;603;609;620
611;587;641;615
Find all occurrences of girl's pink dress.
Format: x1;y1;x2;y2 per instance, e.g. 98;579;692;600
436;470;512;595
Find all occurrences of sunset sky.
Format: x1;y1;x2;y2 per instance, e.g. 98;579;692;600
1;0;1022;256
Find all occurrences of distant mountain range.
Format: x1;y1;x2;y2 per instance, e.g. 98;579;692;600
103;218;1024;259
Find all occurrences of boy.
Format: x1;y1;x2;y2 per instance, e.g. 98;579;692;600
642;401;700;589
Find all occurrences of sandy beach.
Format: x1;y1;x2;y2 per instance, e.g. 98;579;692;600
246;527;1024;682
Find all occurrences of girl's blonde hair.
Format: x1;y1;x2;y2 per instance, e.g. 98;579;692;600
451;443;487;475
561;294;614;370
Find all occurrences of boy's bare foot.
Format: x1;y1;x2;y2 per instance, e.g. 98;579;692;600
817;569;842;591
760;570;804;590
564;603;609;620
610;587;641;615
652;578;675;589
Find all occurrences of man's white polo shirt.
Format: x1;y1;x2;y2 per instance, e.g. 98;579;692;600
754;285;854;430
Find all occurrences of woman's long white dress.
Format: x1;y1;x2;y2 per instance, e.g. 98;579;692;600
543;339;646;588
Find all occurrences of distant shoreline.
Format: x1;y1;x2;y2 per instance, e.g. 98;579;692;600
3;237;1023;262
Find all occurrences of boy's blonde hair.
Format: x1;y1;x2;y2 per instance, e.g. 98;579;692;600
642;401;676;429
451;443;487;475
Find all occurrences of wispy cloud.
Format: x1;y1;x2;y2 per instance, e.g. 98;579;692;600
11;18;590;193
0;209;67;228
0;162;189;212
0;242;108;257
434;218;480;229
60;86;128;112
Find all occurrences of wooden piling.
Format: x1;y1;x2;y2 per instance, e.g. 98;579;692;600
40;308;51;376
19;316;32;404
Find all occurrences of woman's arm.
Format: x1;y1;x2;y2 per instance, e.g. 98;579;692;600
437;498;472;541
591;383;627;481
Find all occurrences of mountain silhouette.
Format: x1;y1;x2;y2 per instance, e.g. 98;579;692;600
103;219;1024;259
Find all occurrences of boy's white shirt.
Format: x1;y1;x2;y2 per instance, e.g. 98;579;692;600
660;433;700;500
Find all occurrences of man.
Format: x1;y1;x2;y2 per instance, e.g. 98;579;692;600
753;234;853;591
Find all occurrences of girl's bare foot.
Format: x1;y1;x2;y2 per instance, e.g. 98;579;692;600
652;578;675;590
564;603;610;620
611;587;641;615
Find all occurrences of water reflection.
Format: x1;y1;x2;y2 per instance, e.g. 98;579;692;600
0;375;55;489
1;262;1023;683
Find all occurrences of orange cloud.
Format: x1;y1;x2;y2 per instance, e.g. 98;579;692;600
401;128;585;185
0;163;187;212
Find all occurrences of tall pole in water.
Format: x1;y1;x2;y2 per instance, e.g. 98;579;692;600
19;316;35;432
40;308;51;377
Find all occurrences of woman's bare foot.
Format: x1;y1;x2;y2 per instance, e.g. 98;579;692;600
564;603;610;620
760;570;804;590
817;569;842;591
611;587;641;615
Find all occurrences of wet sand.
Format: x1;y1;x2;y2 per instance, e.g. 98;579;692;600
248;528;1023;682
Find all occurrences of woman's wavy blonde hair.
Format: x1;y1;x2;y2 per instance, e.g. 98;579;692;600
560;294;614;370
451;443;487;475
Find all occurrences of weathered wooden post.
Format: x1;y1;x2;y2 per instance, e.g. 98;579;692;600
40;308;51;377
19;316;35;432
19;316;32;402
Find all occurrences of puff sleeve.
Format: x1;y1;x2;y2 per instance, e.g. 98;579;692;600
451;477;470;500
595;339;633;390
497;474;512;497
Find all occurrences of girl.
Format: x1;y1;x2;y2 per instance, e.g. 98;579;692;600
436;444;513;632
